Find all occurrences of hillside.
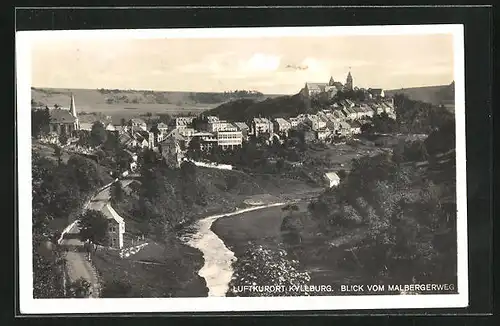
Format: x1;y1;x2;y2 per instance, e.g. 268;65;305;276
206;92;311;121
31;87;283;119
385;82;455;109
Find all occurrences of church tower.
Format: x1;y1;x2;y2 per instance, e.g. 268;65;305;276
345;70;353;91
70;93;80;130
329;76;335;86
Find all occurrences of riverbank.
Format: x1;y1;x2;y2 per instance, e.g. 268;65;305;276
211;198;369;296
182;202;287;297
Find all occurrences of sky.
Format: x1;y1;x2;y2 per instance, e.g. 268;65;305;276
30;32;455;95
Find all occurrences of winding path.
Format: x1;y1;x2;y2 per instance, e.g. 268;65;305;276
59;179;133;298
182;202;287;297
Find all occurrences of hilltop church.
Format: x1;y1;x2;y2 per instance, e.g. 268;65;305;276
302;71;354;98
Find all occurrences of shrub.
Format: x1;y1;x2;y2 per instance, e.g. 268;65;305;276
227;244;311;297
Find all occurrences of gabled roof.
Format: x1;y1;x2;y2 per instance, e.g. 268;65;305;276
324;172;340;182
162;128;186;142
253;117;271;124
340;121;351;129
157;122;169;129
49;109;75;124
118;133;134;145
233;122;249;130
130;118;147;125
305;82;328;92
350;121;362;128
102;203;125;224
274;118;291;125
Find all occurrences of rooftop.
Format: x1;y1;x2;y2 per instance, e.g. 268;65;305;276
324;172;340;182
49;109;75;124
102;203;125;224
254;117;271;124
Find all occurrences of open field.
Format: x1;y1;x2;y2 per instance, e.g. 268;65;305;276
31;87;285;120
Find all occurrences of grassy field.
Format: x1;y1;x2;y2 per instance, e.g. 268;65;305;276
93;239;208;297
32;87;218;118
31;87;284;121
384;82;454;107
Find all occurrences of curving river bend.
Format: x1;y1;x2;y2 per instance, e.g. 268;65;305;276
182;202;286;297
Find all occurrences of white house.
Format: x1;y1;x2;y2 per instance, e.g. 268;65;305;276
102;203;125;249
324;172;340;188
252;117;274;136
317;128;332;141
105;123;116;132
273;118;292;135
305;115;326;131
129;118;147;132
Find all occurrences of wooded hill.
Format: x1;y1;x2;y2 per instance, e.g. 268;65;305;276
205;93;312;121
385;82;455;109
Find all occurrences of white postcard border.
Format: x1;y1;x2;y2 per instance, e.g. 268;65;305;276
17;24;467;314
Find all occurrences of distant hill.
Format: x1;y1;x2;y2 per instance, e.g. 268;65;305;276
385;82;455;110
31;87;283;120
206;92;311;122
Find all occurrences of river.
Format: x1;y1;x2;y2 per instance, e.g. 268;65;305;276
182;202;286;297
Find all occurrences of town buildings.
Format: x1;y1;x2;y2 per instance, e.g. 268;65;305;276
305;114;327;131
129;118;147;132
252;117;274;136
233;122;250;140
160;129;187;168
273;118;292;136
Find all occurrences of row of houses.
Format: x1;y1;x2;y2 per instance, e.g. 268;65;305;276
249;98;396;142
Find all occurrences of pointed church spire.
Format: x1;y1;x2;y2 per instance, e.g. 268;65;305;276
70;93;80;130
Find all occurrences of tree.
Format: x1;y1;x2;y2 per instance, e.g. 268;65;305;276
31;108;50;138
227;244;311;297
103;132;119;151
101;280;133;298
78;209;110;246
67;155;106;193
110;181;124;205
187;137;202;161
403;140;429;162
53;145;63;166
59;129;69;146
66;277;91;298
90;121;108;147
337;169;347;180
281;204;302;248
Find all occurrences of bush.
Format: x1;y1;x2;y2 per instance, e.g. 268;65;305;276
227;244;311;297
101;280;133;298
66;277;92;298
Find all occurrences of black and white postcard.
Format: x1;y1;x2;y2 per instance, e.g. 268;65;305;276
17;24;467;313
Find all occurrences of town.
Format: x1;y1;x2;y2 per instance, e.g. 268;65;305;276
34;71;396;173
31;70;456;300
